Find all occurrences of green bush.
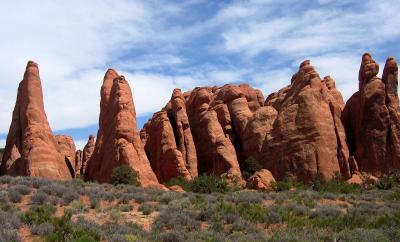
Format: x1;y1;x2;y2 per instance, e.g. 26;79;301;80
240;157;262;179
21;204;56;226
165;176;191;191
110;165;140;186
311;176;362;194
270;179;293;192
189;175;229;194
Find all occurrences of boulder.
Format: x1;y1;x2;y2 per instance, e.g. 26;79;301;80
85;71;160;187
168;185;185;193
247;169;276;190
0;61;71;179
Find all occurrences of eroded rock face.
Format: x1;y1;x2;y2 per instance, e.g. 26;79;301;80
260;60;351;181
142;111;192;183
81;135;95;176
75;150;83;176
186;87;242;178
85;71;159;187
342;54;400;176
0;61;71;179
141;84;267;182
55;135;77;178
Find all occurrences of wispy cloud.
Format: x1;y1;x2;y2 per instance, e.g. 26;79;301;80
0;0;398;141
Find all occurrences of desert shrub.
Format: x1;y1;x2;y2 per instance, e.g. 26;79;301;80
68;200;87;214
89;196;100;209
10;184;31;195
109;209;122;222
20;204;55;226
9;176;30;186
100;222;146;241
385;191;400;202
0;175;12;184
336;228;390;242
0;191;9;203
310;205;343;220
165;176;191;191
157;192;181;204
226;190;266;204
118;204;132;212
31;177;51;188
8;189;22;203
0;210;21;230
0;230;21;242
31;222;54;236
240;156;262;179
138;203;155;215
61;190;79;205
39;183;67;197
270;179;293;192
153;207;199;231
377;176;394;190
159;231;184;242
46;211;100;242
111;165;140;186
189;175;229;194
30;191;48;205
311;176;362;194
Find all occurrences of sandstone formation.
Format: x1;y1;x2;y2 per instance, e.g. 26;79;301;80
247;169;276;191
2;53;399;187
75;150;83;176
0;61;71;179
142;111;192;183
342;54;400;176
81;134;95;176
85;70;160;187
55;135;77;177
260;60;351;181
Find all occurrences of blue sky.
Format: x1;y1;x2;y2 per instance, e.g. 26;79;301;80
0;0;399;148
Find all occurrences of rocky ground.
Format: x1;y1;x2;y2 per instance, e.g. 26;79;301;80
0;174;399;242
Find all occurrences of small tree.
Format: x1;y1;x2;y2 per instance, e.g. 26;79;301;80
241;157;262;179
110;165;140;186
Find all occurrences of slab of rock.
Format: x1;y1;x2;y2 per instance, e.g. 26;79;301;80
75;150;83;176
0;61;71;179
170;88;198;177
81;134;95;176
260;60;351;181
186;87;242;178
85;71;160;187
142;111;192;183
247;169;276;190
55;135;77;177
342;54;400;176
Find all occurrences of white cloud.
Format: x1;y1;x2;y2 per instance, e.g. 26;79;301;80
0;0;398;137
0;0;185;133
219;0;400;58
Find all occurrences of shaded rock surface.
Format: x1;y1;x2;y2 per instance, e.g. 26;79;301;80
85;70;159;187
142;111;192;183
342;54;400;176
55;135;77;178
0;61;71;179
81;134;95;176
